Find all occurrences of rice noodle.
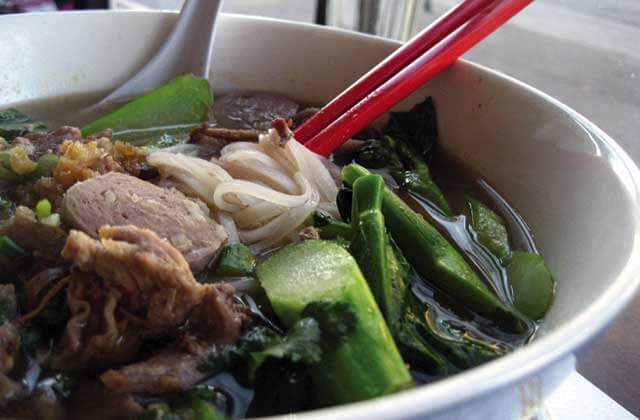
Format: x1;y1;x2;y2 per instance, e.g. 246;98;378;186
217;212;239;244
146;123;340;251
213;173;311;212
147;151;232;206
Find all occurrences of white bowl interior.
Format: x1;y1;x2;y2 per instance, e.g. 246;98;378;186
2;11;640;418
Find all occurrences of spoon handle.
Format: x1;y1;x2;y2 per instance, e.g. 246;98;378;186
102;0;223;103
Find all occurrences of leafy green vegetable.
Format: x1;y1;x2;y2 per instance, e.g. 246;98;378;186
301;300;357;345
82;75;213;136
200;300;356;385
391;137;453;216
349;174;456;374
356;136;452;216
342;164;528;333
199;321;320;383
505;252;555;320
311;211;354;241
354;139;403;171
0;108;47;141
212;244;256;277
0;235;27;259
248;318;322;371
385;97;438;160
257;240;413;405
467;196;555;319
336;184;353;222
467;195;510;261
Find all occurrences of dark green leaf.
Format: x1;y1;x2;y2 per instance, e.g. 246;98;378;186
354;139;403;170
311;211;354;240
336;184;353;223
301;301;357;345
385;97;438;160
199;318;322;384
211;244;256;277
0;108;47;141
82;75;213;136
250;318;322;368
0;235;27;259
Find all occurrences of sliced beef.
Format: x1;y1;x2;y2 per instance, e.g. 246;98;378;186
0;206;67;261
61;172;227;273
212;92;299;131
100;335;217;394
13;126;82;159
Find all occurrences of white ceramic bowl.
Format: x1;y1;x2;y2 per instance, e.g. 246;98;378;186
1;11;639;420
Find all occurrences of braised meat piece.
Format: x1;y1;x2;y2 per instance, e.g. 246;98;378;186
61;172;227;273
100;335;217;394
212;92;299;131
12;126;82;159
53;226;248;371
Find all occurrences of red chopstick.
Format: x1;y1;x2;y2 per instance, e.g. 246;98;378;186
294;0;496;144
302;0;532;156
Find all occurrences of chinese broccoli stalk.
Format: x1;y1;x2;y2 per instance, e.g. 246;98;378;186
343;164;528;333
256;240;413;405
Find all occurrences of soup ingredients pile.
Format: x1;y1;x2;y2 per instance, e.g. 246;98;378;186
0;75;554;419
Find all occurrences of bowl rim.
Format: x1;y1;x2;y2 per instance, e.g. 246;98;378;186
4;10;640;419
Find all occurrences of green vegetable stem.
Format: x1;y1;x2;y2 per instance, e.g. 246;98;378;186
349;175;504;374
342;164;527;333
467;196;554;320
355;136;452;216
311;211;354;241
212;244;256;277
256;240;413;405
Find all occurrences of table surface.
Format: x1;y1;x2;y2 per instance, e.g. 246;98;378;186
115;0;640;415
